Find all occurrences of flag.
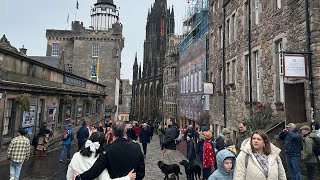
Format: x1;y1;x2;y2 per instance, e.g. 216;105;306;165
76;0;79;9
96;58;100;75
67;14;69;23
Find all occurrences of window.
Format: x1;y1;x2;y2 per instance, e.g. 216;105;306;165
65;64;73;73
226;62;230;84
226;19;230;44
232;60;236;84
219;26;223;48
254;0;259;25
92;44;100;57
186;75;189;93
276;0;282;9
193;73;198;92
233;14;237;41
254;51;261;102
3;99;14;137
51;43;59;56
90;61;97;77
231;14;235;42
277;40;284;102
191;73;194;92
198;70;202;91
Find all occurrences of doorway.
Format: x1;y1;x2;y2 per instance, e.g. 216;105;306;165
284;83;306;124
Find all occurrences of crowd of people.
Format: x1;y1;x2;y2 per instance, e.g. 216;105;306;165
5;118;320;180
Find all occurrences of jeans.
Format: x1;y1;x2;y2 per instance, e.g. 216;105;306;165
202;167;212;180
285;155;302;180
10;161;23;180
306;163;316;180
60;144;71;161
142;143;147;155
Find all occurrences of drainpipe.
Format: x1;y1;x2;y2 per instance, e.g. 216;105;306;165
248;0;253;115
304;0;315;119
223;0;230;128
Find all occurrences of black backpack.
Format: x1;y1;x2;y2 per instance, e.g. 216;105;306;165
311;136;320;156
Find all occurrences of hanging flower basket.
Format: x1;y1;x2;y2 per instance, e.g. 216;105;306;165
15;93;31;111
63;95;73;105
84;97;93;107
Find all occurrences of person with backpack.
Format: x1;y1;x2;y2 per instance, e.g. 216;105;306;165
77;121;89;151
60;124;74;162
311;120;320;171
234;130;286;180
300;125;318;180
278;123;303;180
215;128;231;153
161;118;179;165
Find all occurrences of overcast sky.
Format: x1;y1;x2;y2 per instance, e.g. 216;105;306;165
0;0;188;83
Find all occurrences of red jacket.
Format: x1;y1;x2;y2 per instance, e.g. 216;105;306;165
203;139;215;168
133;125;140;137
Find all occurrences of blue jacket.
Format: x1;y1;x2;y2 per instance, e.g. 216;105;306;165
139;128;150;144
76;125;89;142
279;129;303;156
208;149;235;180
62;126;74;145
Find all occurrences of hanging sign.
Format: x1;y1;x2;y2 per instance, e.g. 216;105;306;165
284;55;307;78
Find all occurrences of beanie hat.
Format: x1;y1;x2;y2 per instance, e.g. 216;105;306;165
221;128;231;135
204;131;213;140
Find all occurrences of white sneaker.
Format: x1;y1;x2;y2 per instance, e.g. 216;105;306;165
9;177;14;180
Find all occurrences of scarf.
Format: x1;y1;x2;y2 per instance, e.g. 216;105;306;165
253;152;269;177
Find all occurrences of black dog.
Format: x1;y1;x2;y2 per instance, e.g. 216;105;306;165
179;160;201;180
158;161;183;180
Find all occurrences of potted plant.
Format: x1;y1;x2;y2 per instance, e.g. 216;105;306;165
63;95;73;105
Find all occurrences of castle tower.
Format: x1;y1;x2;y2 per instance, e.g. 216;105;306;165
90;0;119;30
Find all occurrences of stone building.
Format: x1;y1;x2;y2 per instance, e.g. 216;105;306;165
118;79;131;121
163;35;181;122
178;0;209;129
0;35;106;161
35;0;124;121
208;0;320;137
131;0;175;122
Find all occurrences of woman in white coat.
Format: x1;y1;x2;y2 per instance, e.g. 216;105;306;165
67;132;136;180
234;130;286;180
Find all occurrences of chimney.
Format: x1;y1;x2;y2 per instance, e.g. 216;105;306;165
19;45;27;55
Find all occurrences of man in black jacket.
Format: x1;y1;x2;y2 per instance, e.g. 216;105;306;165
75;121;145;180
161;118;179;164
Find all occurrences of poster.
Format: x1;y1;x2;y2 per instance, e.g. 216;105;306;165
65;105;72;121
22;105;36;127
48;107;56;133
76;105;83;125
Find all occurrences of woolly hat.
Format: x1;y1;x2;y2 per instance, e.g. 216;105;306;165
221;128;231;135
204;131;212;139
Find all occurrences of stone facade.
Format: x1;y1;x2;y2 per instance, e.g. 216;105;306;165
118;79;131;121
208;0;320;136
163;35;181;122
43;0;124;121
131;0;175;122
0;35;106;161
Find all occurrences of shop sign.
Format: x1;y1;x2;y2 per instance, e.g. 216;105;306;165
22;105;36;127
64;75;86;87
284;55;307;78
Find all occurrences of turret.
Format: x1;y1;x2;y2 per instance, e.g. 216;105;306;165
90;0;119;31
133;52;138;81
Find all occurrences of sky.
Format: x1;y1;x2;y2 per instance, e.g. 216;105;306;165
0;0;188;83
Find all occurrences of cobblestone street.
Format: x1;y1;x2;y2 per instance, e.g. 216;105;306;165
0;135;188;180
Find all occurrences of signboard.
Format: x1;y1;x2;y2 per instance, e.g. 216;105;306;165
284;55;307;78
22;105;36;127
64;75;86;87
203;83;214;95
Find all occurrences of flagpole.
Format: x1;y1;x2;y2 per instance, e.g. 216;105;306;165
75;0;79;21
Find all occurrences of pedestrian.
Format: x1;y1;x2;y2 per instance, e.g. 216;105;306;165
235;121;251;151
35;122;50;157
311;121;320;171
197;126;209;162
225;138;237;156
77;121;89;151
148;121;154;140
161;118;180;164
105;127;114;144
67;131;136;180
215;128;231;152
75;121;145;180
208;149;235;180
279;123;303;180
139;123;150;158
195;126;201;155
157;123;165;146
300;125;318;180
234;130;286;180
186;133;196;165
7;128;31;180
60;124;74;162
133;123;140;141
184;125;195;141
126;124;137;141
202;131;215;180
